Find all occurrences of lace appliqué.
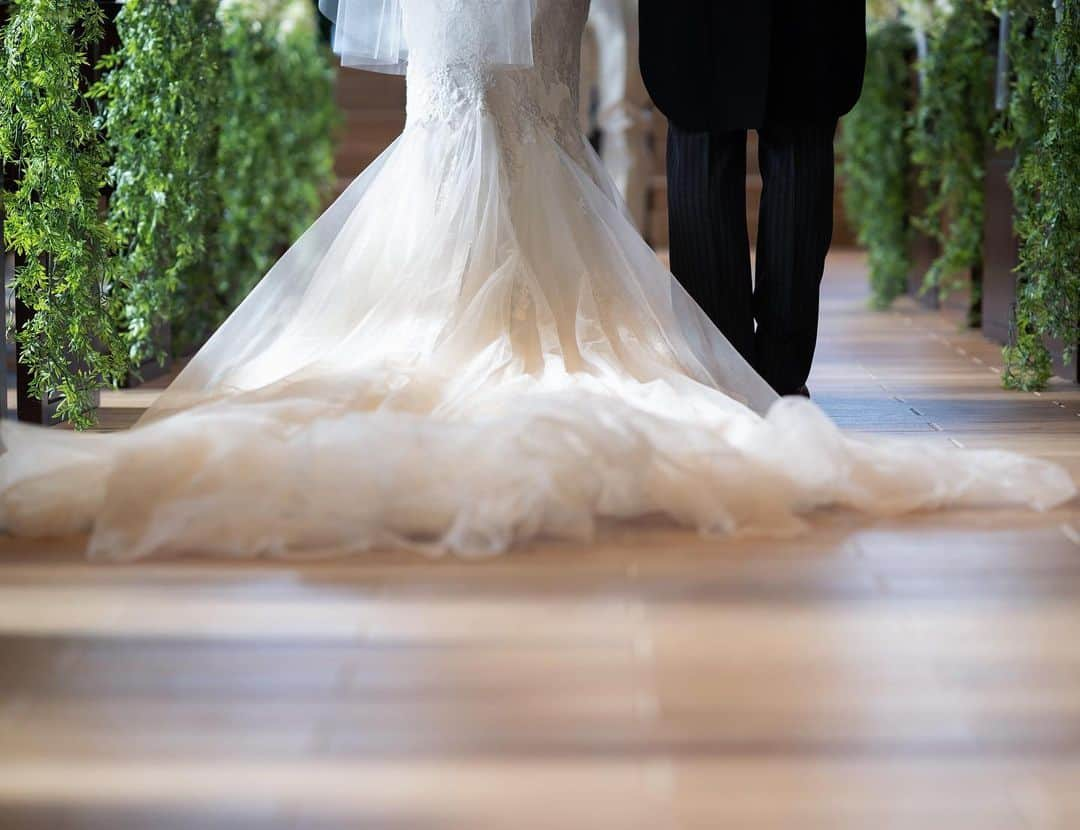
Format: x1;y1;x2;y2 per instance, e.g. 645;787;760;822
403;0;592;177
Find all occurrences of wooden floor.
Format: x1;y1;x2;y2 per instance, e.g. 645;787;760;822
1;251;1079;829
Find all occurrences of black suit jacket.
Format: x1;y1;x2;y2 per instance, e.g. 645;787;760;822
639;0;867;131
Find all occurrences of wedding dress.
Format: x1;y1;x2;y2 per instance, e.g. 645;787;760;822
0;0;1074;559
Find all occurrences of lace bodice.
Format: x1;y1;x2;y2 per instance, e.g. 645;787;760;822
404;0;590;165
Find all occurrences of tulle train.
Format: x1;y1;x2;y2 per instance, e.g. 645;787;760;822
1;110;1075;558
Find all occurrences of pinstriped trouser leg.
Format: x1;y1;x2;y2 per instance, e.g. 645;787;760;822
754;121;838;396
665;123;755;364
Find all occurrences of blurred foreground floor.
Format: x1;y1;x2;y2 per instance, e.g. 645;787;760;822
1;250;1079;829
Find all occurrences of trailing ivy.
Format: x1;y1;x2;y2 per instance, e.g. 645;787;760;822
1000;0;1080;390
839;18;914;310
909;3;996;305
995;0;1052;389
0;0;338;426
210;0;337;323
272;2;338;249
0;0;125;428
92;0;223;367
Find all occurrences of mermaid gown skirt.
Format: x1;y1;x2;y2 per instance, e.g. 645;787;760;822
0;0;1074;558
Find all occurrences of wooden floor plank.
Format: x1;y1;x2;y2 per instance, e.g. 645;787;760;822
1;250;1078;828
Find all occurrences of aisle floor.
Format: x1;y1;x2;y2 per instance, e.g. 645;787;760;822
1;250;1078;829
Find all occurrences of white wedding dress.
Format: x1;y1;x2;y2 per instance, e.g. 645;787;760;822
1;0;1074;559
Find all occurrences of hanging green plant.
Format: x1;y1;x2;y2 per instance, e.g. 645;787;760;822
270;1;338;249
909;3;996;304
210;0;337;325
1000;0;1079;390
996;0;1052;389
92;0;223;367
839;17;915;310
0;0;124;428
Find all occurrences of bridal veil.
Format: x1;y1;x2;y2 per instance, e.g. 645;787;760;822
318;0;537;73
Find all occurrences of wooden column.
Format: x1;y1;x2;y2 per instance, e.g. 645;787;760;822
981;13;1016;345
905;35;942;311
906;183;942;310
981;154;1018;346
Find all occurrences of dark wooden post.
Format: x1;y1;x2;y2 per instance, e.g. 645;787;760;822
906;30;941;310
981;147;1018;345
1048;0;1078;382
981;12;1017;346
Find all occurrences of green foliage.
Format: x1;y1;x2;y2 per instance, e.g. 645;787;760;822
1;0;337;425
210;0;337;324
997;0;1053;389
0;0;125;428
1002;310;1054;390
1000;0;1080;390
840;19;914;310
92;0;223;368
909;4;996;301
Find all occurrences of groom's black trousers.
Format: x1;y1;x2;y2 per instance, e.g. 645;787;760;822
666;121;837;396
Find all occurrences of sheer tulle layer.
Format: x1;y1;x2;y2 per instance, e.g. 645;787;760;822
4;387;1072;560
1;112;1075;559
